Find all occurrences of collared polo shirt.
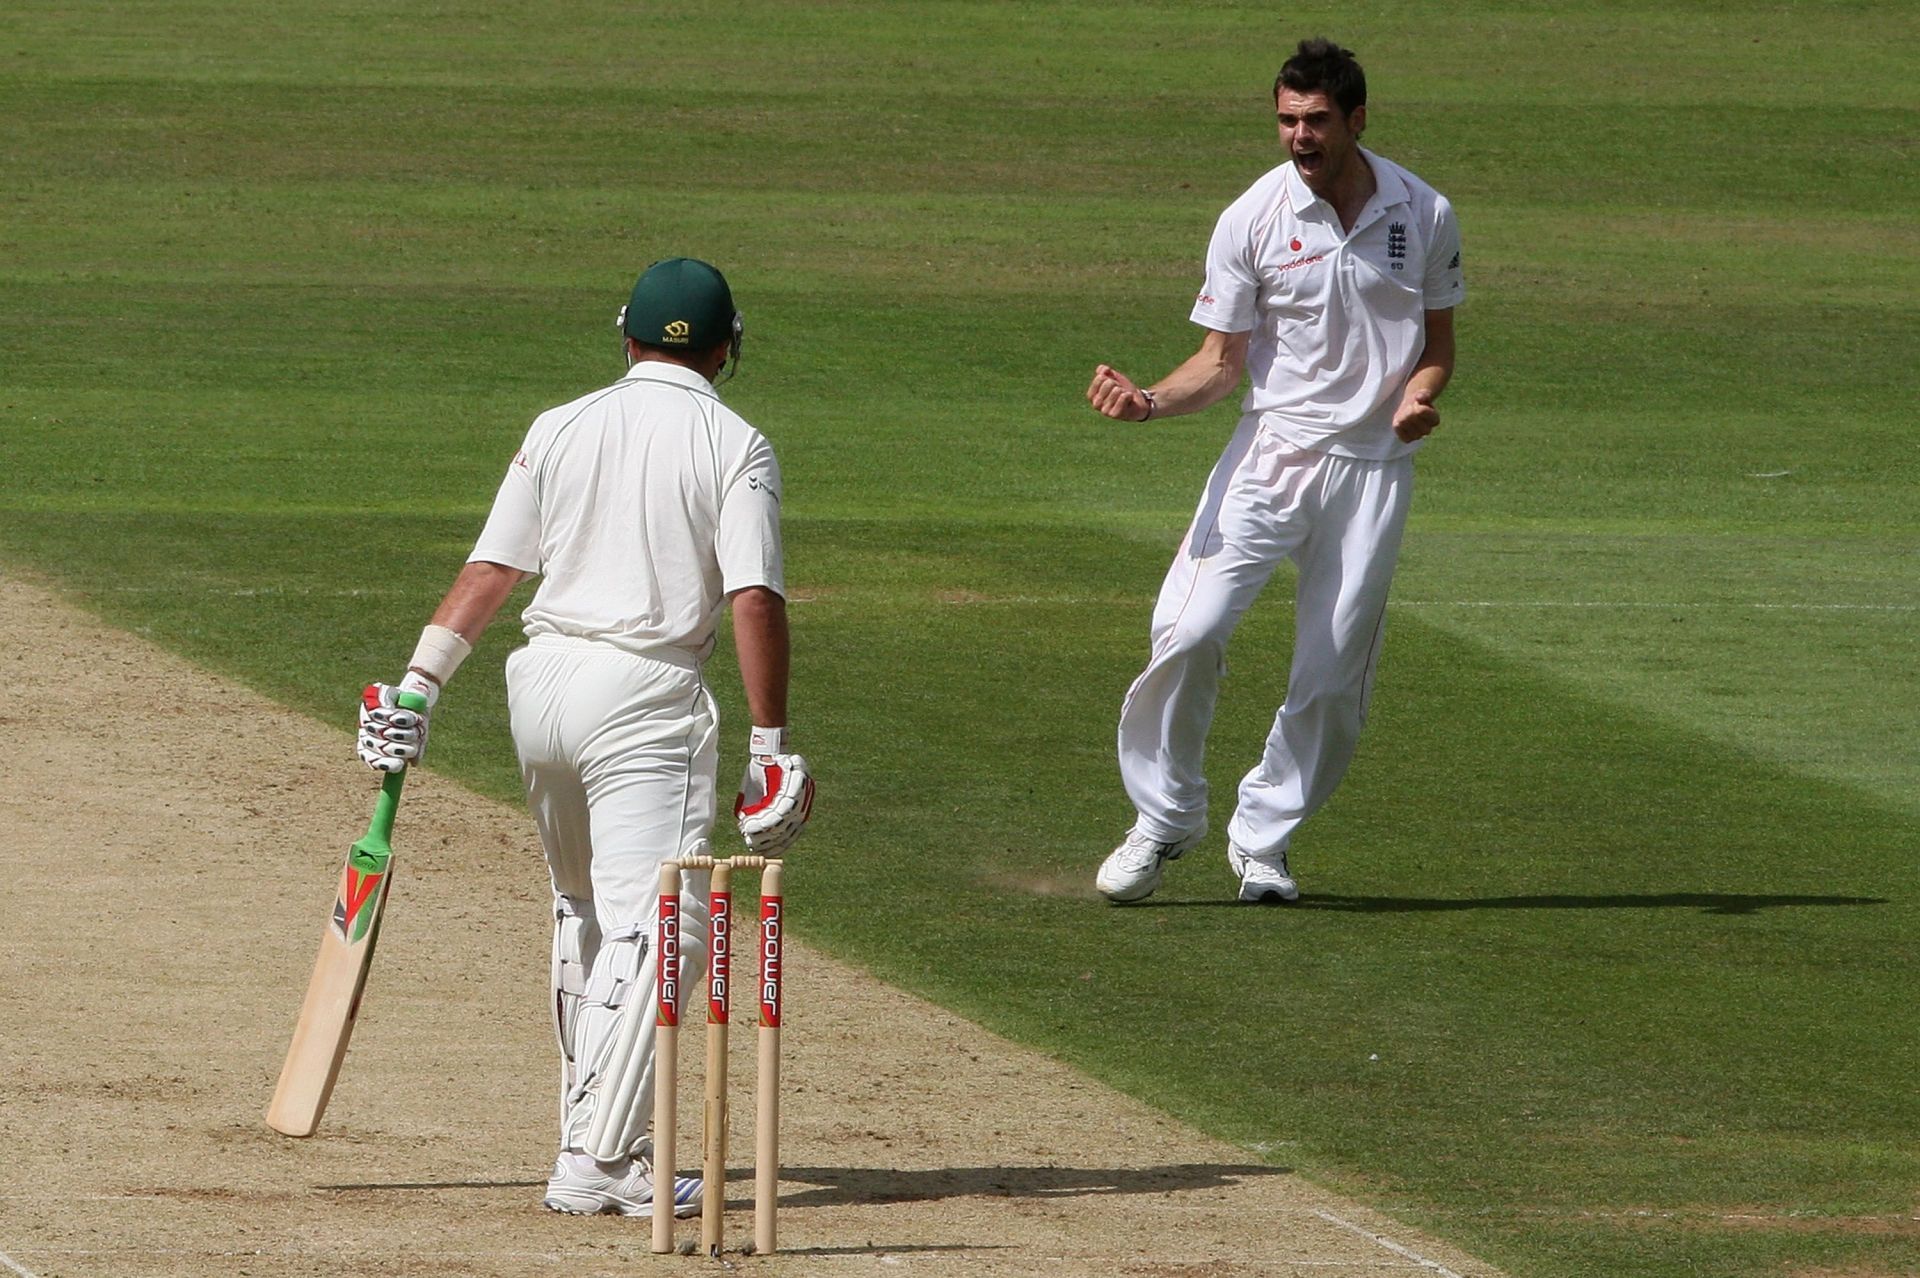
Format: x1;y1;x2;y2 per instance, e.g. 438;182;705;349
1191;149;1465;459
469;360;785;663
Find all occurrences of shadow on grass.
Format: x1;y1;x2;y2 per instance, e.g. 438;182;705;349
1146;893;1888;916
773;1162;1290;1206
773;1244;1010;1256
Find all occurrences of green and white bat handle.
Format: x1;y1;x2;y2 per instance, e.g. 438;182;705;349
366;689;431;843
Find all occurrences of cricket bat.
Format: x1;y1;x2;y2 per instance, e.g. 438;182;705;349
265;690;427;1137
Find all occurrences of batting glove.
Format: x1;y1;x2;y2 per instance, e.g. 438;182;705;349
357;672;438;773
735;726;815;856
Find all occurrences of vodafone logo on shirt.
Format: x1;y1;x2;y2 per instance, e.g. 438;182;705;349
1278;234;1322;272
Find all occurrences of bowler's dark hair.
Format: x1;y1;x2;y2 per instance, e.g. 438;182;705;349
1274;38;1366;117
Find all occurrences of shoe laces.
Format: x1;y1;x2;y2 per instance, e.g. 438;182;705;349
1231;844;1290;880
1119;830;1175;867
1246;855;1292;883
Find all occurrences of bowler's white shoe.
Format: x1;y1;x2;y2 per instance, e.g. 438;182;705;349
1097;823;1206;903
1228;842;1299;904
543;1152;702;1218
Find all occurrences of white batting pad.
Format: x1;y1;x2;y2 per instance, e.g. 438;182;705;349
550;897;598;1125
571;923;658;1159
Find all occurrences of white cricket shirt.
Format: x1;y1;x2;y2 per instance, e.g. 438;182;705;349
468;361;785;664
1190;149;1465;459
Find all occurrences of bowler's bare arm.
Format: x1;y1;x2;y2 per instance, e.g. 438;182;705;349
1391;308;1456;442
1088;329;1252;422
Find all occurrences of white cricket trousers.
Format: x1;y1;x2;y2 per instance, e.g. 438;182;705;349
1118;422;1413;858
505;635;718;1156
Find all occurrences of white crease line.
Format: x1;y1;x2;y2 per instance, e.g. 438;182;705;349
1310;1208;1468;1278
1394;600;1914;612
934;596;1915;612
0;1249;42;1278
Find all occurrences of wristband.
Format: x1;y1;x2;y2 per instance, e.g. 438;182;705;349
1140;389;1157;421
397;669;441;707
408;624;473;688
749;725;789;755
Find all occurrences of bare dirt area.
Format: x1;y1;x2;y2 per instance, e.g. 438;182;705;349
0;571;1503;1278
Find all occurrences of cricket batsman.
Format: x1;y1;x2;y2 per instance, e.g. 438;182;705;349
354;258;816;1215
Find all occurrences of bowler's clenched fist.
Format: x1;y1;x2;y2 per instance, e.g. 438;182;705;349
1088;364;1152;422
1392;387;1440;442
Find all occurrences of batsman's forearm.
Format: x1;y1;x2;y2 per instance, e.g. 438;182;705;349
731;586;790;728
427;560;527;644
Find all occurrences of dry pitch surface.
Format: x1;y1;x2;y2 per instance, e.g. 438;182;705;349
0;572;1502;1277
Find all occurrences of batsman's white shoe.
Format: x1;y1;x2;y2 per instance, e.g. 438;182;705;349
1097;822;1206;903
542;1152;702;1218
1228;841;1299;904
543;1152;652;1216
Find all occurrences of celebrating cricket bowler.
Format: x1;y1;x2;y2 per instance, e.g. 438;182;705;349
1090;39;1464;905
355;258;816;1216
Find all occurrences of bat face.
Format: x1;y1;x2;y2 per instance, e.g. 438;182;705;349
266;690;426;1138
266;793;402;1137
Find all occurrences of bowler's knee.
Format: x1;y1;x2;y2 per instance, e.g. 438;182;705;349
1151;612;1235;668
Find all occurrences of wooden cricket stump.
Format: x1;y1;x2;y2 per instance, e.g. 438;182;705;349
652;855;784;1256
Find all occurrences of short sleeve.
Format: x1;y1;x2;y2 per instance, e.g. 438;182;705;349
1423;195;1465;309
717;435;785;598
1189;203;1260;334
467;447;543;574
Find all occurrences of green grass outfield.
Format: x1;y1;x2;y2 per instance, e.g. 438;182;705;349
4;2;1917;1274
